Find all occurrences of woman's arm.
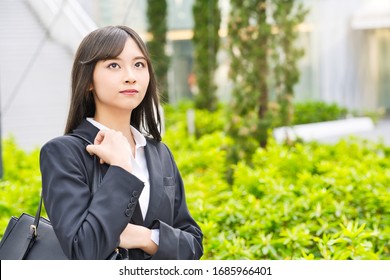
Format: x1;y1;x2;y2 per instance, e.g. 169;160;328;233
119;224;158;255
40;136;144;259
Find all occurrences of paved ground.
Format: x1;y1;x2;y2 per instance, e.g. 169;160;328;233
318;116;390;146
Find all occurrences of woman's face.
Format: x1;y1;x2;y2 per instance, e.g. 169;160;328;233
91;37;150;117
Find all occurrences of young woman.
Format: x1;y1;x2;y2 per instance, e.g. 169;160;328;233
40;26;203;260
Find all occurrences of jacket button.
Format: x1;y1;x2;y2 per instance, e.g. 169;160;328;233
130;197;137;203
132;190;139;197
129;203;135;210
125;209;131;217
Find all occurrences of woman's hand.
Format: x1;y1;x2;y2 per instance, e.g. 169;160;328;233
119;224;158;255
86;129;133;173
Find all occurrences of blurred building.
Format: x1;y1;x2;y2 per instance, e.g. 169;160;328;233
295;0;390;114
1;0;389;150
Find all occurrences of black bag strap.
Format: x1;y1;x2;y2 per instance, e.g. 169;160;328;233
18;133;101;259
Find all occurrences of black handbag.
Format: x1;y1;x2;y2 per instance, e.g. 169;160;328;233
0;134;124;260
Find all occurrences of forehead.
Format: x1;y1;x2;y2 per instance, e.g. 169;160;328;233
115;37;146;59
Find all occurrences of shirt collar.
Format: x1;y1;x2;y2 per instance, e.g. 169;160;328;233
86;118;146;148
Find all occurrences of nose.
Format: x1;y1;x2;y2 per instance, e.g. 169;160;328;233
124;67;136;84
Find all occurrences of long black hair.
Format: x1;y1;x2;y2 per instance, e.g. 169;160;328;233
65;26;161;141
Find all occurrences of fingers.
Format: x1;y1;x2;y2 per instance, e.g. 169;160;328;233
94;130;106;145
86;143;100;157
86;144;106;164
86;130;109;155
86;144;95;156
86;130;107;155
84;129;132;169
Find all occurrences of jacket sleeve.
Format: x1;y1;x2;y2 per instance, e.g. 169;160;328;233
40;137;145;259
150;144;203;260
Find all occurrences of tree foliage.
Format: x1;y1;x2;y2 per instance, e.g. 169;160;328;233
227;0;308;163
192;0;221;111
147;0;170;102
271;0;308;127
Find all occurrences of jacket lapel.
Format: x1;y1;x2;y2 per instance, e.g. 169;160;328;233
72;119;100;143
143;141;164;227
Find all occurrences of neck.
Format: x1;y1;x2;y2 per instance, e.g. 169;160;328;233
94;110;133;139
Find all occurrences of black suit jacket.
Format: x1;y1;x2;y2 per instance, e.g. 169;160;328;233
40;119;203;259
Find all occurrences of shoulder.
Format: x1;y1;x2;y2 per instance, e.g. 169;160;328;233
146;137;173;156
40;135;88;159
42;134;86;150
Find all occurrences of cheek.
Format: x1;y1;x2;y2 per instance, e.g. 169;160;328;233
92;71;112;92
143;73;150;86
91;69;101;91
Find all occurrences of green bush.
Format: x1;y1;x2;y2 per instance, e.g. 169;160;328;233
292;101;349;125
169;134;390;259
0;137;42;235
228;138;390;259
162;106;390;259
163;102;226;139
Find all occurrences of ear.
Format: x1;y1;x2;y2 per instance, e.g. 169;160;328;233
88;83;94;91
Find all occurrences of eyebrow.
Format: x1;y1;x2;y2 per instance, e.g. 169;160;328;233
133;56;147;61
105;55;146;60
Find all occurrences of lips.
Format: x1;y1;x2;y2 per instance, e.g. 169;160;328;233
119;89;138;95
